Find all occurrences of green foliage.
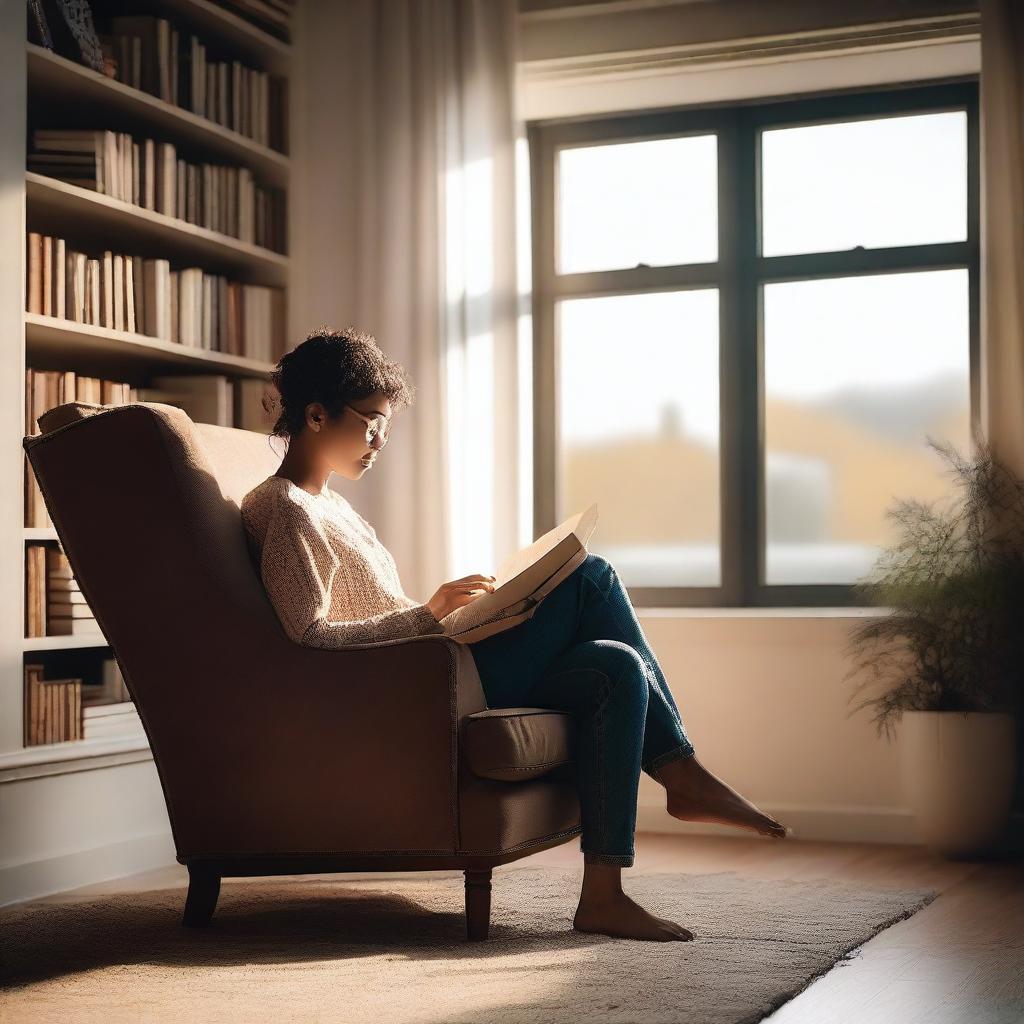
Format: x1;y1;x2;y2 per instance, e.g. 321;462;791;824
844;435;1024;740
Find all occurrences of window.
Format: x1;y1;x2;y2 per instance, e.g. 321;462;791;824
529;81;979;607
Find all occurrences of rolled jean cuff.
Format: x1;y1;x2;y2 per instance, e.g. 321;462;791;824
644;740;696;778
583;850;635;867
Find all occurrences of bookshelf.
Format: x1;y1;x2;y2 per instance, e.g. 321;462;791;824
25;172;289;281
27;43;290;185
1;0;294;777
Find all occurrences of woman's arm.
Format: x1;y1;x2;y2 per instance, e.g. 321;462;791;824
258;496;445;648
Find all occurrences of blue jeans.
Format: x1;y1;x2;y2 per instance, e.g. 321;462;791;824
467;552;695;867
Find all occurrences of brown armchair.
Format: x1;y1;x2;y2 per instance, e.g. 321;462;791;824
23;401;582;941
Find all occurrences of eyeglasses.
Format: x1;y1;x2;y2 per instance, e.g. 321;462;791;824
345;405;391;450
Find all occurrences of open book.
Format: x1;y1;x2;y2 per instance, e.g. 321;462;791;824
438;502;599;644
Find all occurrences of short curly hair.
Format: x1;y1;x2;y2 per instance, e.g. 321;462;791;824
265;324;415;440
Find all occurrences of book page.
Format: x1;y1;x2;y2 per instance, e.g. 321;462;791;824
439;503;599;635
493;502;599;588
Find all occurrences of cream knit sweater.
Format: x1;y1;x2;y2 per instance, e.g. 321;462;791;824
240;474;445;647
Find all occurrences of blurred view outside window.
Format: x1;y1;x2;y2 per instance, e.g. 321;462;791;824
763;268;970;584
540;87;975;603
760;111;970;584
558;135;718;273
557;289;721;585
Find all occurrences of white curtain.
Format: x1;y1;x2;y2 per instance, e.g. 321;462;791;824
979;0;1024;815
292;0;524;601
980;0;1024;476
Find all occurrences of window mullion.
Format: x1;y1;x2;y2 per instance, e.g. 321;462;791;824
736;109;761;606
717;111;744;606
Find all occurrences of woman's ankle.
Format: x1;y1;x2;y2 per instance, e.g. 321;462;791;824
653;750;699;791
580;860;624;902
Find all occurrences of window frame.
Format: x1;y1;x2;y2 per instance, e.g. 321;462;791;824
528;78;980;608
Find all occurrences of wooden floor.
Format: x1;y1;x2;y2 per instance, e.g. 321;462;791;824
17;831;1024;1023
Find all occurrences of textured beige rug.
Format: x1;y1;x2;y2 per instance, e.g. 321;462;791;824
0;866;938;1024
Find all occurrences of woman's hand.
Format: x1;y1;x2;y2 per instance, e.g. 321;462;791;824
427;573;497;621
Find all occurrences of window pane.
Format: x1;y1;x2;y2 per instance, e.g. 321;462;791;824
557;289;720;586
558;135;718;274
761;111;967;257
763;269;971;585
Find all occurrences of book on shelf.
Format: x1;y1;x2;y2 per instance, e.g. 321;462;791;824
29;129;286;252
24;543;46;637
25;230;286;359
439;503;600;644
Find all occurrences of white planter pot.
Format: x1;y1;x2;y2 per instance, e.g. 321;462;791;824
900;710;1017;857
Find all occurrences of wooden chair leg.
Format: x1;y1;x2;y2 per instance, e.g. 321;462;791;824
464;868;493;941
182;864;221;927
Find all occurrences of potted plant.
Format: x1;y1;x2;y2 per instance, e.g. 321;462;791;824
844;434;1023;858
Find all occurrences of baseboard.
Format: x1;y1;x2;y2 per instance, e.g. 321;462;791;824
638;797;1024;850
0;829;176;909
3;807;1020;910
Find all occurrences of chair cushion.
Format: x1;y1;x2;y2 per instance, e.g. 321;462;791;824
463;707;574;782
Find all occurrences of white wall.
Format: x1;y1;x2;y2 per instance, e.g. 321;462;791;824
0;762;174;907
634;612;916;843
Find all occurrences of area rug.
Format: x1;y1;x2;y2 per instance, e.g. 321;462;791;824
0;866;939;1024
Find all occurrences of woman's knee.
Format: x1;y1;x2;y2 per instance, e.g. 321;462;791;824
588;639;649;705
580;552;621;594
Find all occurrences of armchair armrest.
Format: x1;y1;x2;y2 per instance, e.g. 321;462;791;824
171;633;488;861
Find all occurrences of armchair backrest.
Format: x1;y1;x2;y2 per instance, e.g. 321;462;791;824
23;402;298;840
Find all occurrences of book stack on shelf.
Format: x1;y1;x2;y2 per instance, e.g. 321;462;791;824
17;0;294;758
25;544;104;639
82;701;146;743
46;548;97;637
24;654;140;747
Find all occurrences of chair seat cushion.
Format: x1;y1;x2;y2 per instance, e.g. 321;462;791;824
463;707;574;782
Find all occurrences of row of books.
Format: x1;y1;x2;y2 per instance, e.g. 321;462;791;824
25;231;286;361
24;667;81;744
26;544;101;639
24;656;135;747
137;373;266;430
24;368;278;528
24;370;132;529
102;14;286;151
29;129;286;253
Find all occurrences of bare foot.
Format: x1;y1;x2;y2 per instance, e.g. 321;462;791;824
657;754;790;839
573;890;694;942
